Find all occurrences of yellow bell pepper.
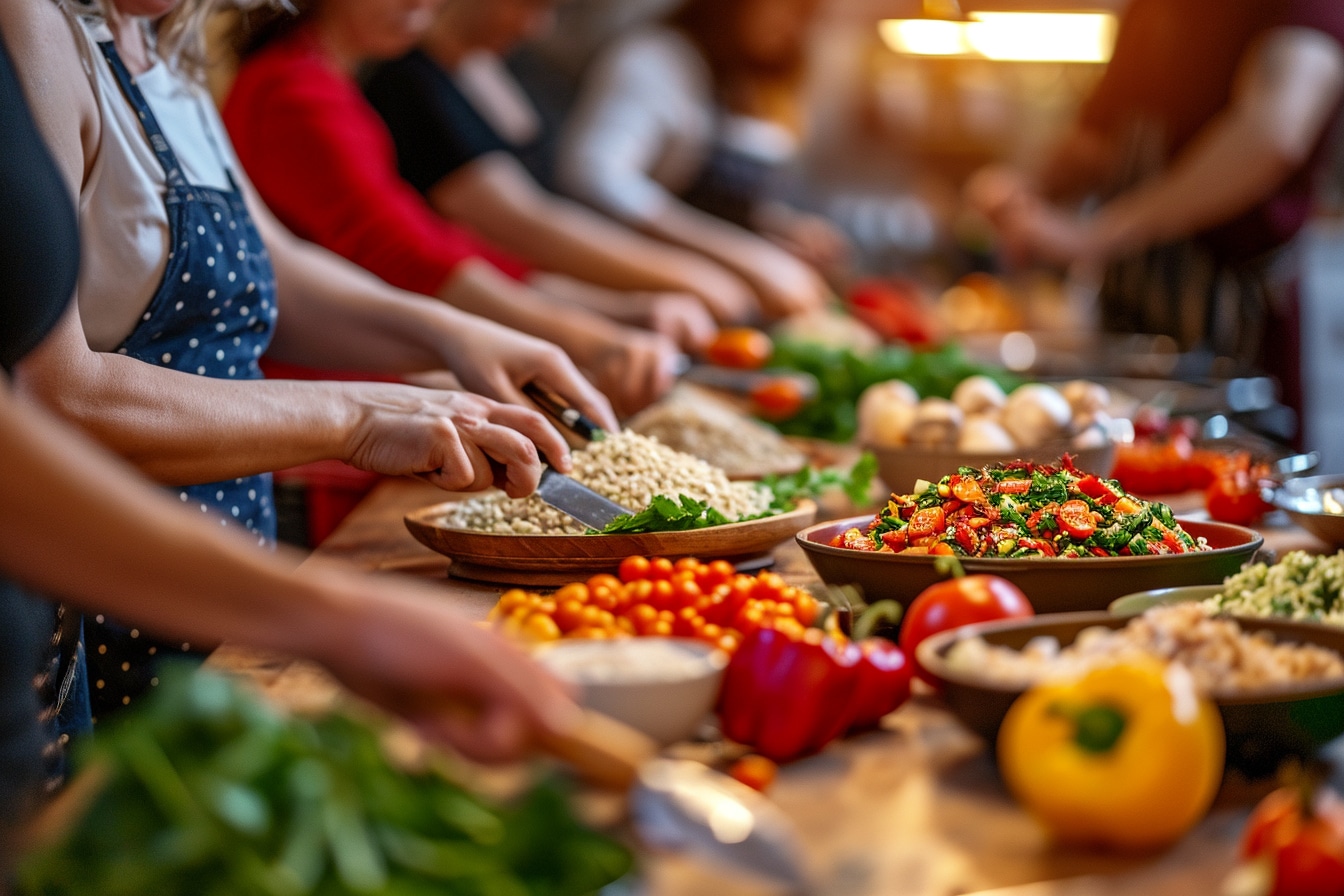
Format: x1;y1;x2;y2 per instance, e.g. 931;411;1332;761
997;660;1225;851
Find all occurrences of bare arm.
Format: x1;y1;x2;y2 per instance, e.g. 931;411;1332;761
430;152;757;323
0;380;576;762
973;27;1344;267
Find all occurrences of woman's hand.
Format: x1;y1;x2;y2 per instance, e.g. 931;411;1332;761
311;575;581;763
342;383;568;496
435;313;620;433
737;242;831;320
640;291;718;353
757;203;851;273
585;328;682;418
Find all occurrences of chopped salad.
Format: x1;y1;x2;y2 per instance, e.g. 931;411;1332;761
832;457;1209;558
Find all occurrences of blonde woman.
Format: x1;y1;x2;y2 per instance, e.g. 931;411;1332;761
1;0;616;717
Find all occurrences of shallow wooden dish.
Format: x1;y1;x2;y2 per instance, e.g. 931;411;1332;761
405;500;817;586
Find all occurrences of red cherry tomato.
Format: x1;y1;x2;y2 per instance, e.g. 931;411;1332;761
706;328;773;370
1057;500;1096;539
899;575;1034;686
1241;785;1344;896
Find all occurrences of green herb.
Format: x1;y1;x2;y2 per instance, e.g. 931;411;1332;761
760;451;878;512
20;667;632;896
597;493;732;534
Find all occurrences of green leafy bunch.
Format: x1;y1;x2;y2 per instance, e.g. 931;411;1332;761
20;667;631;896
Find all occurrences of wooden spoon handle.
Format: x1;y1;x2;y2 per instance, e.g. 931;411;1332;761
536;708;660;791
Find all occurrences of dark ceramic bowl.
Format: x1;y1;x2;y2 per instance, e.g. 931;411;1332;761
795;518;1262;615
917;611;1344;776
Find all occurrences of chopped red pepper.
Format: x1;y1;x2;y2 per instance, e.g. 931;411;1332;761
1076;474;1120;505
831;527;876;551
996;479;1032;495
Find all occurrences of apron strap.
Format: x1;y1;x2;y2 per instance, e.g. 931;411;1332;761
96;40;188;189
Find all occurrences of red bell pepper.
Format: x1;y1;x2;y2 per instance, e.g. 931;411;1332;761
717;621;912;762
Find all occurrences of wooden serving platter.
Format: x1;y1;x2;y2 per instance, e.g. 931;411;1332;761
404;500;817;586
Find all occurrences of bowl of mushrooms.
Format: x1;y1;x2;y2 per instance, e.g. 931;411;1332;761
857;375;1120;494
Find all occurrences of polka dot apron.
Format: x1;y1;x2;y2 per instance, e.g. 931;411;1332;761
82;41;279;721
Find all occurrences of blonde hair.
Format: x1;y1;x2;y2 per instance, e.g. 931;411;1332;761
64;0;290;79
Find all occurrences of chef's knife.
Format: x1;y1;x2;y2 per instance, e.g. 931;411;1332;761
535;467;633;529
523;381;605;442
672;354;820;402
542;708;809;891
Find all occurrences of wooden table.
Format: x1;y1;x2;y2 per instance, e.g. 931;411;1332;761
210;478;1341;896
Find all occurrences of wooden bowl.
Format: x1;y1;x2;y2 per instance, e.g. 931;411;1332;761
795;517;1262;615
918;612;1344;776
405;500;817;586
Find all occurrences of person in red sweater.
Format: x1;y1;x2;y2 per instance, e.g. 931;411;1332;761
223;4;690;416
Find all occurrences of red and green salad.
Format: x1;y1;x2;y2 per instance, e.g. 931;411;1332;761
832;457;1208;558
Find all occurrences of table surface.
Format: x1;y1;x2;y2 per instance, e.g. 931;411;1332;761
209;476;1340;896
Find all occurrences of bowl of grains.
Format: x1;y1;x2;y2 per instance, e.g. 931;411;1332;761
404;430;816;585
919;603;1344;775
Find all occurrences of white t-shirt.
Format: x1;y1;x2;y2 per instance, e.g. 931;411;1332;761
556;26;797;226
60;6;242;351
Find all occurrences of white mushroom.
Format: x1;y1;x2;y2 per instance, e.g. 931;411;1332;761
906;398;964;449
1060;379;1111;416
857;380;921;447
958;417;1017;454
1001;384;1072;448
952;375;1008;417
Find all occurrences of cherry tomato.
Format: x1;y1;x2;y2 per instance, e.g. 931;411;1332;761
899;575;1034;686
750;378;806;421
906;506;946;539
706;327;773;369
553;599;587;633
619;555;651;583
648;557;675;581
1241;784;1344;896
950;476;985;504
728;754;779;792
1057;500;1096;539
520;614;561;642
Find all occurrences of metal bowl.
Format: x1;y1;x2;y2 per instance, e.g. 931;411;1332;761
917;612;1344;776
1267;474;1344;548
795;518;1262;615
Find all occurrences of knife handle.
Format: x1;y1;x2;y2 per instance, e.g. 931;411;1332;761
523;382;604;442
537;708;660;791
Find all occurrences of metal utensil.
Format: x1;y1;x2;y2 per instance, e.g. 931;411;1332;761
672;354;819;402
534;468;633;529
542;709;808;890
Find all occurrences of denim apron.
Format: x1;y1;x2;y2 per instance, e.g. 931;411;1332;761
82;41;279;720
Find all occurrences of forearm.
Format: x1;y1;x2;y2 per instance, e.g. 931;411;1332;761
641;201;772;281
16;331;363;484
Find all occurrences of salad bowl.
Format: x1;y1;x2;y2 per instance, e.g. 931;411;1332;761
796;517;1262;614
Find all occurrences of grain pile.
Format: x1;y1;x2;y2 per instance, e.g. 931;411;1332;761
438;430;773;534
626;385;805;478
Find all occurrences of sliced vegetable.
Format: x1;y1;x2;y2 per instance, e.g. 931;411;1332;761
1057;500;1096;539
1240;777;1344;896
706;327;773;369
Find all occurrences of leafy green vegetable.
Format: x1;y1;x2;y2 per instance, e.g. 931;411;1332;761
762;338;1018;442
760;451;877;511
20;667;632;896
597;493;732;534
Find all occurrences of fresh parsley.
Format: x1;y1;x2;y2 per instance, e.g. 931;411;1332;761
597;493;732;534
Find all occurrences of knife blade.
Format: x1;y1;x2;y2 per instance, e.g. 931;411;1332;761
535;468;633;529
541;709;809;890
673;355;819;402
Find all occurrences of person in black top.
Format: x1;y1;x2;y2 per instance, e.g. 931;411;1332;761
0;21;580;873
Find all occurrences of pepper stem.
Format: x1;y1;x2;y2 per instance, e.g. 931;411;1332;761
852;600;904;641
933;555;967;580
1048;702;1128;754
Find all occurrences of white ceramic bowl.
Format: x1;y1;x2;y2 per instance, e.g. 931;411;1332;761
535;637;728;745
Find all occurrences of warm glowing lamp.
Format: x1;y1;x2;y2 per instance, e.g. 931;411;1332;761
878;6;1117;64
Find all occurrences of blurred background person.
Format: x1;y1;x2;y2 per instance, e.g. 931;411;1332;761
556;0;847;321
363;0;761;329
967;0;1344;428
224;0;693;416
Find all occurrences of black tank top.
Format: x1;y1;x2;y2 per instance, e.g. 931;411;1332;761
0;28;79;848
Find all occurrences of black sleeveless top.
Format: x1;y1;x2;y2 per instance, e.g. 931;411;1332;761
0;27;80;846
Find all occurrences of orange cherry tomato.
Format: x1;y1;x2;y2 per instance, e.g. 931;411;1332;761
673;557;701;575
906;506;947;539
553;599;587;633
706;327;773;370
750;378;806;421
553;582;590;605
521;614;561;642
648;557;675;581
728;755;779;792
586;573;623;594
950;476;985;504
619;555;651;583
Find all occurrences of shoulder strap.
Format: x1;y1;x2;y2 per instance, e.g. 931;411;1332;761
96;40;187;187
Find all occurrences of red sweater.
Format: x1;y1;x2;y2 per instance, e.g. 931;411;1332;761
222;27;528;298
